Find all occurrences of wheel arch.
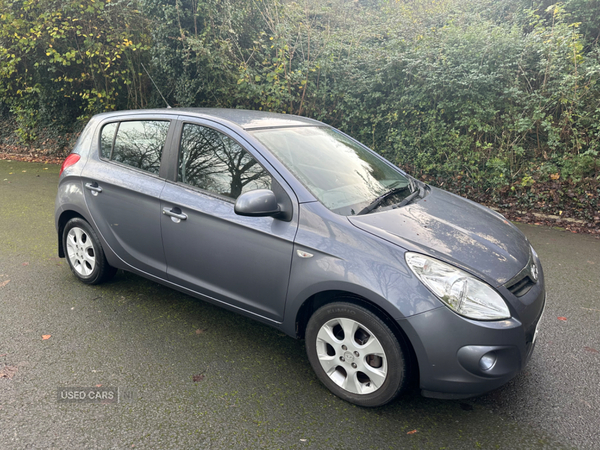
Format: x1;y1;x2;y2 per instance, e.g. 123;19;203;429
295;290;420;386
57;210;87;258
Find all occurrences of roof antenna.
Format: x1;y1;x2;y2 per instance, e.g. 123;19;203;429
141;62;171;108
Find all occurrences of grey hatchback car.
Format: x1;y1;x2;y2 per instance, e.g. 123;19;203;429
55;108;545;407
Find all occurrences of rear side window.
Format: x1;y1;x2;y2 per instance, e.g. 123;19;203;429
178;123;271;200
100;121;170;175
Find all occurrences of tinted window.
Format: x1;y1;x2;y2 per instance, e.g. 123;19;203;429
100;121;169;175
178;124;271;199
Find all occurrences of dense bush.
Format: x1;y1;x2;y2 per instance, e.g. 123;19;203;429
0;0;150;139
1;0;598;223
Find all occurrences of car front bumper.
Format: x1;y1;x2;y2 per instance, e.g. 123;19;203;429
400;286;546;399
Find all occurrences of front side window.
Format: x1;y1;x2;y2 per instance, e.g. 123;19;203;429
100;120;170;175
178;123;271;200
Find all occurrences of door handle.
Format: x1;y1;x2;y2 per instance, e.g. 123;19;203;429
85;182;102;196
162;207;188;223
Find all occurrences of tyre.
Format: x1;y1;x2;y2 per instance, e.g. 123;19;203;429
306;302;407;407
63;218;116;285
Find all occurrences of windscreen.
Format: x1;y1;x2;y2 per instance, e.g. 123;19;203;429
252;127;410;215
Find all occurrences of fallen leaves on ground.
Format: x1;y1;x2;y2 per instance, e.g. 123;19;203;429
0;149;64;165
557;317;568;321
584;347;599;354
195;328;207;334
0;280;9;288
504;209;600;236
407;429;418;435
0;366;18;379
42;335;51;340
192;373;205;382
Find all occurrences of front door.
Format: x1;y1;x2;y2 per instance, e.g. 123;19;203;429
160;121;297;322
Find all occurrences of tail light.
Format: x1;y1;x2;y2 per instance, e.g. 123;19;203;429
59;153;81;176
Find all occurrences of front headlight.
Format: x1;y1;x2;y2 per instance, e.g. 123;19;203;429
405;252;510;320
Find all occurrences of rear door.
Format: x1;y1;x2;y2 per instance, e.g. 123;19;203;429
82;116;175;277
159;119;297;322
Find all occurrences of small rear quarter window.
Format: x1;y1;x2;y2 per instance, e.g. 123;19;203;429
100;122;118;158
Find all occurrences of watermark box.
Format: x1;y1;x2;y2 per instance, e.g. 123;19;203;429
57;387;136;404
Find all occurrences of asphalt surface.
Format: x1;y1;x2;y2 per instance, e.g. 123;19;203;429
1;159;598;449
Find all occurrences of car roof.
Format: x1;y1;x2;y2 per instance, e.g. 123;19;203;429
92;108;324;131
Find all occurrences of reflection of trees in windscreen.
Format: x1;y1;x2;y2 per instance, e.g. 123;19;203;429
180;125;270;199
113;121;168;174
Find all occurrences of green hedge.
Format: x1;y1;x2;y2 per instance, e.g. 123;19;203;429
1;0;598;222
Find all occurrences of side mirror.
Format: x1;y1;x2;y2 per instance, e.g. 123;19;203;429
234;189;282;218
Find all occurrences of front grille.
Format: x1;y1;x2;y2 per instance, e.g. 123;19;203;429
506;274;535;297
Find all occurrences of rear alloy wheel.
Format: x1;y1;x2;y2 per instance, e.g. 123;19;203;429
306;302;407;407
63;218;116;285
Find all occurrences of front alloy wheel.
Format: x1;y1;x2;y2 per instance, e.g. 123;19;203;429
306;302;407;407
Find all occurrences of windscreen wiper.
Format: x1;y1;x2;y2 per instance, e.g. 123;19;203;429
392;189;420;209
407;176;417;193
357;186;410;215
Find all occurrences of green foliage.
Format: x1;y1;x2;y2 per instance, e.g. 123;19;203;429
561;0;600;47
0;0;598;220
0;0;150;141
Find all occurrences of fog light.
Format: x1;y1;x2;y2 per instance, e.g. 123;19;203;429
479;353;497;371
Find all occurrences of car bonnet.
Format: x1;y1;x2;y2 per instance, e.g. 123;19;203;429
347;187;531;286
